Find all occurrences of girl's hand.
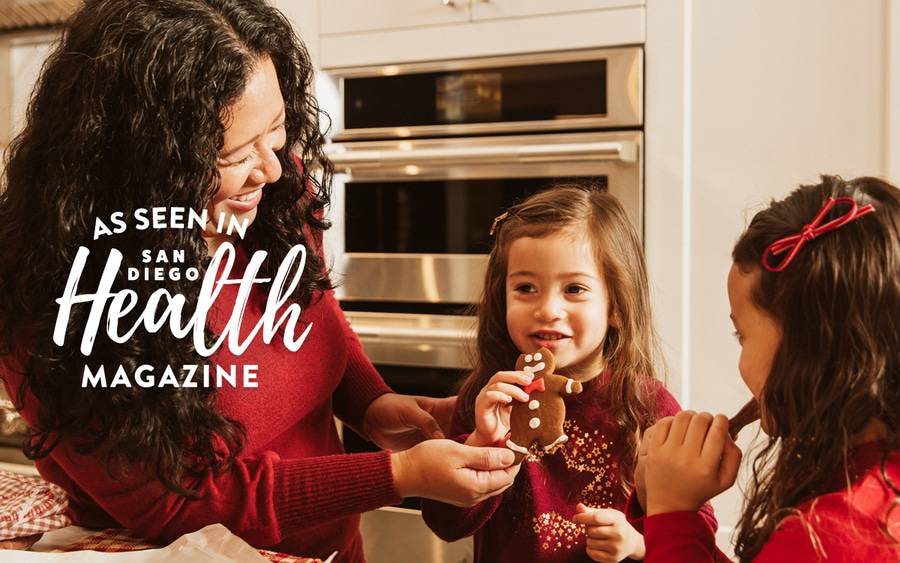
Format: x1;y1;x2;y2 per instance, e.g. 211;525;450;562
644;411;742;516
573;504;645;562
466;371;533;447
392;440;521;506
362;393;453;451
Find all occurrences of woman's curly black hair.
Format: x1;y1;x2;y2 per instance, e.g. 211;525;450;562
0;0;333;496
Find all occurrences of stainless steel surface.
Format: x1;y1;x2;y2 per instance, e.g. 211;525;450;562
338;253;487;305
328;138;636;167
360;507;472;563
346;312;476;369
332;46;642;140
329;130;641;213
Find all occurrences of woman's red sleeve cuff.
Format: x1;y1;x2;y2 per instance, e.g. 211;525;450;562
274;450;400;529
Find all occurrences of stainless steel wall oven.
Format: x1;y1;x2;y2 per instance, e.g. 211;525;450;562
324;45;643;372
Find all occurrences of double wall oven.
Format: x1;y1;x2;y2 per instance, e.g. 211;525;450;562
324;45;643;387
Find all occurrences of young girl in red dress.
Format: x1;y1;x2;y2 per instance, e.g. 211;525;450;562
638;175;900;561
422;185;716;562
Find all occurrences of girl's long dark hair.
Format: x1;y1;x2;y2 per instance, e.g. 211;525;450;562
458;185;662;492
732;176;900;560
0;0;333;496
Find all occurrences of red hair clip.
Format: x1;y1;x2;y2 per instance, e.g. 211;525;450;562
762;196;875;272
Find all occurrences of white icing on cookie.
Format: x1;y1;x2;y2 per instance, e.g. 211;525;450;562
523;365;534;374
528;400;540;410
525;354;533;363
543;434;568;452
534;352;542;361
566;379;574;393
505;439;529;455
532;362;546;372
529;417;541;429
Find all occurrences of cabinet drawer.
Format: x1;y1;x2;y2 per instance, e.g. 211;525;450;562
321;0;470;36
471;0;645;22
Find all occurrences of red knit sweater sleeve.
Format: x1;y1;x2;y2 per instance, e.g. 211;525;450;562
38;428;400;548
420;407;504;541
643;512;817;562
644;512;731;562
324;290;394;433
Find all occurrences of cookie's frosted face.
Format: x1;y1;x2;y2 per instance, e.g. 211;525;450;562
515;347;555;377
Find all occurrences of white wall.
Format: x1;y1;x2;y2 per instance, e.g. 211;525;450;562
0;30;57;168
646;0;889;552
889;0;900;183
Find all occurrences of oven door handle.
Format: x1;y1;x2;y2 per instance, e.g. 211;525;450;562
327;140;637;166
351;325;475;342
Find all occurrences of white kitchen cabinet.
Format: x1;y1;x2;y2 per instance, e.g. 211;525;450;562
470;0;644;22
318;0;643;68
320;0;470;36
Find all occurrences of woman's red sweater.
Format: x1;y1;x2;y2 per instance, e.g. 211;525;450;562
1;248;399;562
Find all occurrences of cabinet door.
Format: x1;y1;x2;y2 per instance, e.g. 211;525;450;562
320;0;470;36
471;0;643;22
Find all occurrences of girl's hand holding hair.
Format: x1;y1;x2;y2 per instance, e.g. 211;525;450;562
644;411;742;516
465;371;534;447
573;504;645;562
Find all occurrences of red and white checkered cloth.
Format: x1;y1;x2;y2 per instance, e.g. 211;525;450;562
62;529;325;562
0;469;71;540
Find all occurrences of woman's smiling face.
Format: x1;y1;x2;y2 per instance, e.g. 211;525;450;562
206;56;286;254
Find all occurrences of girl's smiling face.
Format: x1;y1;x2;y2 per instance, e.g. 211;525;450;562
505;230;613;379
727;263;783;433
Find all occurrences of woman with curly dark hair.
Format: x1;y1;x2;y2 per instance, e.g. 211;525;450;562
0;0;517;559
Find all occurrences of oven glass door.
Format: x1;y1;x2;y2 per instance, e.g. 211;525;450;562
326;131;642;304
346;177;608;255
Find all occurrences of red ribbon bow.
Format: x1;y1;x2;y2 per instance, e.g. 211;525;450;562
523;378;546;394
762;197;875;272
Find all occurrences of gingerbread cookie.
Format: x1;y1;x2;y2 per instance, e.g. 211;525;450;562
505;347;583;463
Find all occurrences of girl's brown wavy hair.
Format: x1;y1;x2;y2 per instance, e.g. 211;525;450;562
457;184;662;490
732;175;900;560
0;0;332;496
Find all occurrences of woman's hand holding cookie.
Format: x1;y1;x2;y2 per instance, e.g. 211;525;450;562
644;412;742;516
466;371;533;447
392;440;520;507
